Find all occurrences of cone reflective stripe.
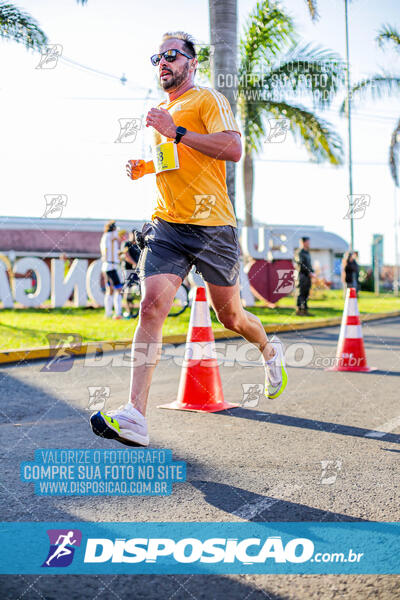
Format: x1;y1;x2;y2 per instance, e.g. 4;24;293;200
326;287;375;372
159;287;238;412
184;341;217;361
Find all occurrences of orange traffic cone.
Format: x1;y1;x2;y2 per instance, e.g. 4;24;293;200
326;287;376;372
159;287;238;412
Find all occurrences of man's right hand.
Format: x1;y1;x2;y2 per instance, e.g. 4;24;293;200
126;160;146;180
126;159;155;180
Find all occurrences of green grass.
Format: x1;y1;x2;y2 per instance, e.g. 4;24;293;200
0;291;399;351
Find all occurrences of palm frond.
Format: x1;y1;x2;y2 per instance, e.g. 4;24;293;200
0;2;47;50
376;24;400;51
244;100;343;165
240;0;295;72
241;96;267;151
340;74;400;114
196;44;211;80
262;43;345;108
389;117;400;186
279;42;343;65
305;0;319;22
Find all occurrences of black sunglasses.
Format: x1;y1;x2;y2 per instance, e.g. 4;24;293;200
150;48;193;66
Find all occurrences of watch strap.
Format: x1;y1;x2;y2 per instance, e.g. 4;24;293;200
174;127;187;144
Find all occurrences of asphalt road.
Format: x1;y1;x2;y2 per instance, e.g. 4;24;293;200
1;317;400;599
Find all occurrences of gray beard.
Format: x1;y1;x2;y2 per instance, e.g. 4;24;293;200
161;62;190;90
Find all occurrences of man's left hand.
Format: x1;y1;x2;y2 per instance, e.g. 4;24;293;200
146;108;176;138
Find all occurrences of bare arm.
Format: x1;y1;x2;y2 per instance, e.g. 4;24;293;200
178;130;241;162
146;108;242;162
123;252;137;267
126;107;242;181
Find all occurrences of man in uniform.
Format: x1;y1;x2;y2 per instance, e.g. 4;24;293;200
295;236;316;316
90;32;288;447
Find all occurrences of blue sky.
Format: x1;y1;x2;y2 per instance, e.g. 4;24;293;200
0;0;399;264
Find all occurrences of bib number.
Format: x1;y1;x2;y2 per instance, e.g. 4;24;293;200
153;141;180;174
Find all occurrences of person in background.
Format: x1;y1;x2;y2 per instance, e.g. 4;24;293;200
295;236;316;316
342;251;359;296
100;220;123;319
352;251;360;295
120;229;142;318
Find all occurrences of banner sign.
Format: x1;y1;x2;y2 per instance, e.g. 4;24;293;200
0;522;398;574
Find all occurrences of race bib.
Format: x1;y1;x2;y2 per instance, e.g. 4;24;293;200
153;141;180;174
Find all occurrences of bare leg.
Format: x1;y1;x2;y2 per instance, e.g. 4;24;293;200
129;273;182;416
104;283;114;317
206;281;275;361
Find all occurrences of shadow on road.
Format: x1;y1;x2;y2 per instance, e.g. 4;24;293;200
290;366;400;376
365;369;400;377
191;480;365;523
215;408;400;444
0;573;291;600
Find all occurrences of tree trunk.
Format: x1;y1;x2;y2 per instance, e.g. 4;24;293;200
209;0;238;214
243;147;253;227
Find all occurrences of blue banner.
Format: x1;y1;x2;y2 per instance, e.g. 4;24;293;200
0;522;399;574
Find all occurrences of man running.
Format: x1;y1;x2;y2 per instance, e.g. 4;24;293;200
100;220;123;319
90;31;287;447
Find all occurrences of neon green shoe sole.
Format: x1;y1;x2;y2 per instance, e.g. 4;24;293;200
266;365;288;399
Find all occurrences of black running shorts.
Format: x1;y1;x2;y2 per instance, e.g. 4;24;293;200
137;218;240;287
105;269;123;289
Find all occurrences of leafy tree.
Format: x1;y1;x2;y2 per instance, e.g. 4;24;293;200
216;0;344;225
0;2;47;50
0;1;87;51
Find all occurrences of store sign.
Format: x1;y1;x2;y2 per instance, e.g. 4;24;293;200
240;227;295;261
0;228;296;309
0;258;104;308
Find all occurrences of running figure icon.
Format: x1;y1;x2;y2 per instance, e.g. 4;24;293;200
45;531;77;566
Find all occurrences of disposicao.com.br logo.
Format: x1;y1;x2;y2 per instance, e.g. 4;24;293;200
1;522;394;575
84;535;319;565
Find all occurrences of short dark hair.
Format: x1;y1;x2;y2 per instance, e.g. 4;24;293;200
105;220;116;232
161;31;196;58
301;236;310;243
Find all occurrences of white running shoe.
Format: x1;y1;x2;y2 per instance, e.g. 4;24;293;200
90;403;149;447
265;335;288;399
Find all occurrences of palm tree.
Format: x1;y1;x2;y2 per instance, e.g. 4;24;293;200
0;2;47;50
238;1;344;225
209;0;238;211
301;0;359;248
304;0;319;21
343;25;400;186
206;1;344;225
0;1;88;51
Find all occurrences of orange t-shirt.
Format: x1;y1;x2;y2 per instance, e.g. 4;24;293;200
151;86;241;227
